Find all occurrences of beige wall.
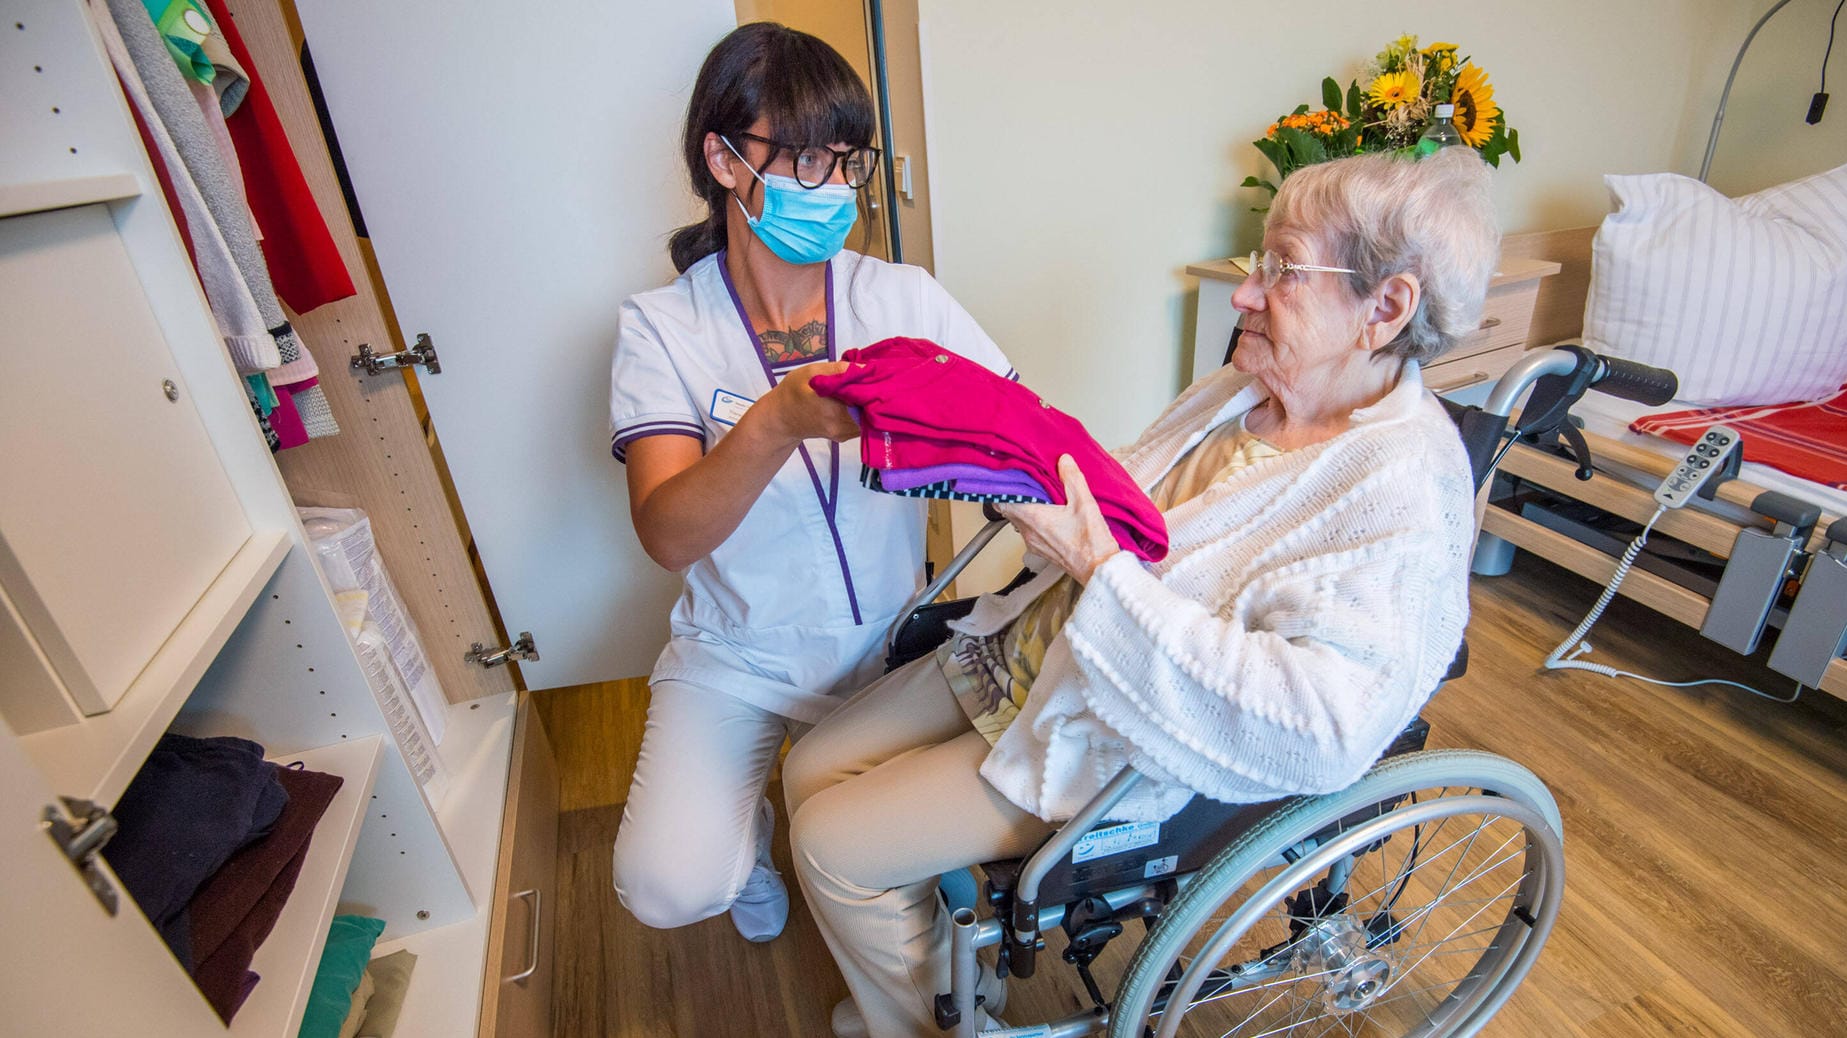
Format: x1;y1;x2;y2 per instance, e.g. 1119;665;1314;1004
916;0;1846;447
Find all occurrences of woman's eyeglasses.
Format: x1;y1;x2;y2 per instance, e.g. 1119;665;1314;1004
730;132;882;189
1244;249;1357;290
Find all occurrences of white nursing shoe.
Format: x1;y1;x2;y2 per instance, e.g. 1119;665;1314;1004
729;797;788;942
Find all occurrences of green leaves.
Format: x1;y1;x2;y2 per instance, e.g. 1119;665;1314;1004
1476;120;1522;168
1322;77;1343;113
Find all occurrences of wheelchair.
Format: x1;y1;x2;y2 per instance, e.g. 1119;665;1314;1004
878;345;1679;1038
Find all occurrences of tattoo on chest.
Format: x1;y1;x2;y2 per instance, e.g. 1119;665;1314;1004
758;320;829;365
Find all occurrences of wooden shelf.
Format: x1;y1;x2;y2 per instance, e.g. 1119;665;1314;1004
228;736;385;1038
0;173;142;219
19;529;290;807
365;693;518;1038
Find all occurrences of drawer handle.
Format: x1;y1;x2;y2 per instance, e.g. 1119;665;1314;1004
1478;317;1503;330
504;888;541;984
1435;370;1492;392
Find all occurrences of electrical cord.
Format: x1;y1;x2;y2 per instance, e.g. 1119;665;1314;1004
1540;504;1805;703
1824;0;1845;94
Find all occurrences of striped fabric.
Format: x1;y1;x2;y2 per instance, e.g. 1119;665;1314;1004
858;465;1041;504
1630;385;1847;490
610;419;705;462
1584;163;1847;406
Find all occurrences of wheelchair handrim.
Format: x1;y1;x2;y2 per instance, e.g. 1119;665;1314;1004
1152;794;1559;1038
1107;750;1565;1038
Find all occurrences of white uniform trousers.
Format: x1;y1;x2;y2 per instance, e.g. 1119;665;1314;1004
611;678;795;928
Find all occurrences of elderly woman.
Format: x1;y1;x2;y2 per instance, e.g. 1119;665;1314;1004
784;147;1497;1037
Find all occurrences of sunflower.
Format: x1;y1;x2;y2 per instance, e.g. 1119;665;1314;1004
1451;63;1501;147
1368;70;1419;109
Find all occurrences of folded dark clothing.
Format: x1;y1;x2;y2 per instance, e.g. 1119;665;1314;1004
189;763;344;1023
103;732;289;968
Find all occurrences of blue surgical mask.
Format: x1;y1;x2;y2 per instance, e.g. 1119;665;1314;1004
724;137;859;265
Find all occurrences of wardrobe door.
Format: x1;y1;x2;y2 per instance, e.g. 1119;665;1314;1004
0;204;251;723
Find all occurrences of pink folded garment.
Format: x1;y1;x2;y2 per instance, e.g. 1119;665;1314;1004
812;337;1167;562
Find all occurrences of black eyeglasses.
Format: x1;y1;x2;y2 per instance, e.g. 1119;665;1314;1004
730;132;882;189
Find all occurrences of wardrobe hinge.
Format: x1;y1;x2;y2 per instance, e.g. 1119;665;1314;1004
350;332;442;376
41;796;121;916
465;630;539;669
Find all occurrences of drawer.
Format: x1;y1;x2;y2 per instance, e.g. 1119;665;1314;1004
1424;343;1528;395
1445;279;1543;362
478;692;559;1038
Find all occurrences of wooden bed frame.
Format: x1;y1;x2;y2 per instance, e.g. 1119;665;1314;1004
1487;228;1847;700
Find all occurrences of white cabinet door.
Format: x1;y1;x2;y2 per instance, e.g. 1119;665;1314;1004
0;718;226;1036
0;204;251;722
292;0;735;689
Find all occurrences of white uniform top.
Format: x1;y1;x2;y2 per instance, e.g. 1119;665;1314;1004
609;250;1013;722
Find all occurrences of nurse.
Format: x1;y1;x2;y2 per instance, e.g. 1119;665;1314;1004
607;22;1013;942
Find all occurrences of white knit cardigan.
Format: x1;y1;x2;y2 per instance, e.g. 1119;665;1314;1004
954;362;1476;823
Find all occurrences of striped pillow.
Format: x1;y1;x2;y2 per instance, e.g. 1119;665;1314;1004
1583;163;1847;405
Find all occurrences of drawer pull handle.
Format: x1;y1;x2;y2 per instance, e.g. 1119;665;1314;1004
1478;317;1503;331
504;888;542;984
1436;370;1492;392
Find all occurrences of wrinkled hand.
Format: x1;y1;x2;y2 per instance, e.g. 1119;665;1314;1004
997;456;1120;584
763;361;860;443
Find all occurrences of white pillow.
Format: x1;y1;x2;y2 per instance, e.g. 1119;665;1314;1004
1583;163;1847;405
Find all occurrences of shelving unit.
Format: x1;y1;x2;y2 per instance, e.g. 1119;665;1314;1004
233;735;384;1038
0;3;530;1035
20;530;290;806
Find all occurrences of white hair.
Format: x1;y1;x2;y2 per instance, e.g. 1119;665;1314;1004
1268;147;1501;364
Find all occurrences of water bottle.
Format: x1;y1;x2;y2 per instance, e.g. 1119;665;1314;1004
1417;103;1463;155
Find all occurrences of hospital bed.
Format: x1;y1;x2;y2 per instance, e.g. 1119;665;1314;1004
1478;228;1847;700
876;343;1681;1037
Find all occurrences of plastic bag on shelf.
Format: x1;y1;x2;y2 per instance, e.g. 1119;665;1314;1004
300;507;448;745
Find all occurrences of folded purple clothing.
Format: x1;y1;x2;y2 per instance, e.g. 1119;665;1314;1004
878;462;1051;500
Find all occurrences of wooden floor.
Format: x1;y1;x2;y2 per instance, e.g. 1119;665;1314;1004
534;551;1847;1037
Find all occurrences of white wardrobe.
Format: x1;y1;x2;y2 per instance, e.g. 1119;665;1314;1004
0;2;557;1035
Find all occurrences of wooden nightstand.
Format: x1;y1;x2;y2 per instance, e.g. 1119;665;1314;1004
1184;255;1563;393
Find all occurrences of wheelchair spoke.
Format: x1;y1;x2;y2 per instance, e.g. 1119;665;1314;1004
1377;870;1529;1002
1125;779;1559;1038
1367;836;1527;950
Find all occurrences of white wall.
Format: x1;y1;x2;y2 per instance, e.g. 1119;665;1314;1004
917;0;1846;447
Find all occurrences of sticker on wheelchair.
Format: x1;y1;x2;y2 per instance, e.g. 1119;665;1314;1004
1143;854;1178;879
980;1026;1053;1038
1070;820;1161;864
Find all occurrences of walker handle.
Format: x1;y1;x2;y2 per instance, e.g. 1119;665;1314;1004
1591;355;1678;406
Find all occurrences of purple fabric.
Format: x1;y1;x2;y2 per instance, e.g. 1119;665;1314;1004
880;462;1051;499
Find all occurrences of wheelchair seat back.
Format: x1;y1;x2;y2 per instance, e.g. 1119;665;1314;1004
982;716;1432;908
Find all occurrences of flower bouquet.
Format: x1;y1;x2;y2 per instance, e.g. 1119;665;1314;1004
1246;34;1520;202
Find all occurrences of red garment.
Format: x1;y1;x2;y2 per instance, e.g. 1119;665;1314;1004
813;337;1168;561
203;0;356;313
1631;385;1847;490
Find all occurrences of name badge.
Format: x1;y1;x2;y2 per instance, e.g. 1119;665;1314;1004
710;388;755;427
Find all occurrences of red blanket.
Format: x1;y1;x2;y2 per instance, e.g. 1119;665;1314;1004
1630;386;1847;490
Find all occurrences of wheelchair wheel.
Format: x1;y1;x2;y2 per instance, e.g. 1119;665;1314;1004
1110;750;1563;1038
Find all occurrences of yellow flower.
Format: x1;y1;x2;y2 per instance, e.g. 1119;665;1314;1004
1451;62;1501;147
1422;41;1459;55
1368;70;1419;109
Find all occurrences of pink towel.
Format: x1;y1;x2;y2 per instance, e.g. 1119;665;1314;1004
813;337;1168;561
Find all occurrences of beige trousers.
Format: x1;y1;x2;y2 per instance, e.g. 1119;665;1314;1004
784;656;1053;1038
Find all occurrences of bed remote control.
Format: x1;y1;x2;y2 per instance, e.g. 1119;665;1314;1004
1654;425;1740;509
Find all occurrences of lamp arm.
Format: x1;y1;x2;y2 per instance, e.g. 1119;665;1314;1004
1701;0;1798;182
